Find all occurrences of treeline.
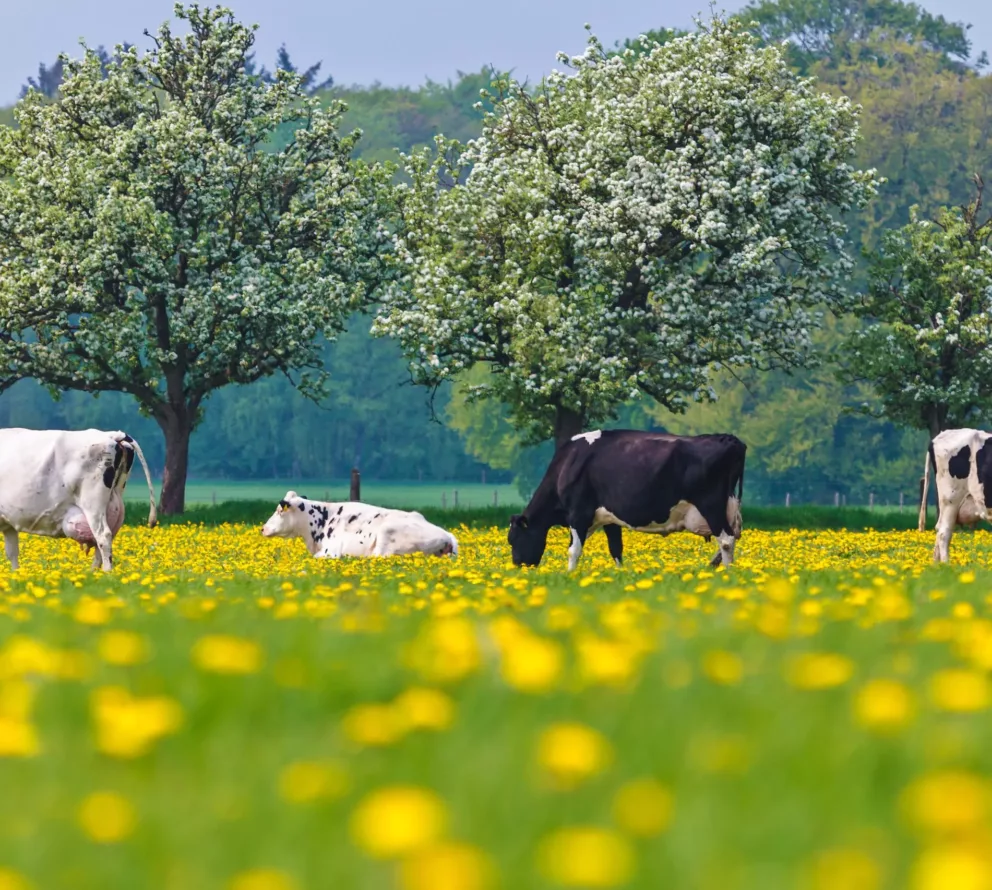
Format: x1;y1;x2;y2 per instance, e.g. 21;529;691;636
1;4;990;505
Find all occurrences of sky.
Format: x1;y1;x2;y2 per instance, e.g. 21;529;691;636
2;0;991;105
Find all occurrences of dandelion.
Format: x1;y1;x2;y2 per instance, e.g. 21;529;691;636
278;761;349;804
537;827;634;887
228;869;299;890
77;791;136;843
398;842;495;890
350;786;448;859
191;635;263;675
785;653;854;690
536;723;613;789
853;679;915;732
928;669;991;712
612;779;674;837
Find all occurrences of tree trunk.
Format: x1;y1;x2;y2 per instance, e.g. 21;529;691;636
554;406;586;451
158;413;193;516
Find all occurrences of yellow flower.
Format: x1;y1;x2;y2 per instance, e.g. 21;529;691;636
785;653;854;690
808;847;881;890
228;869;298;890
536;723;613;789
350;786;448;859
702;650;744;686
537;826;634;887
853;679;915;732
77;791;136;843
97;630;149;666
278;760;349;804
0;869;32;890
901;772;992;835
499;633;564;694
398;841;495;890
929;669;991;712
191;635;263;675
91;686;183;758
393;687;455;731
74;597;111;626
612;779;674;837
911;843;992;890
404;618;480;684
342;703;407;747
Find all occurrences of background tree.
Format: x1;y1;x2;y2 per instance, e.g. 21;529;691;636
839;178;992;438
375;17;878;450
0;4;394;513
744;0;978;72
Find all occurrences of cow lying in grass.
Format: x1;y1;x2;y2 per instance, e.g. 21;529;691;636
261;491;459;558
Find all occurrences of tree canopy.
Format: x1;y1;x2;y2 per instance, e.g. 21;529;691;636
375;18;878;448
0;4;394;512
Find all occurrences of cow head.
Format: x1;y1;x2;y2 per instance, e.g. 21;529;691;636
261;491;307;538
508;513;549;567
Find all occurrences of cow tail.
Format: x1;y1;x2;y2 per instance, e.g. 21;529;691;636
918;443;932;533
129;438;158;529
737;461;744;503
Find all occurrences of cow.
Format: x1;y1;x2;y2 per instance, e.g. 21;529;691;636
0;428;157;572
261;491;459;558
917;428;992;562
508;429;746;571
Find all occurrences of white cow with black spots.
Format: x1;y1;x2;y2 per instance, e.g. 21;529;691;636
0;428;157;571
261;491;459;558
918;427;992;562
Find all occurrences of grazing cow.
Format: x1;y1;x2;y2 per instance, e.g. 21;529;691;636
508;429;746;570
261;491;459;558
0;428;157;571
918;428;992;562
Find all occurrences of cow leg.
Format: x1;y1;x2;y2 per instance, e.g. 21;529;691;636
603;525;623;567
567;527;588;572
934;502;958;563
717;531;737;566
3;529;18;570
698;501;736;568
80;504;115;571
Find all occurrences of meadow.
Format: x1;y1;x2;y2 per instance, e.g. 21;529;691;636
1;521;992;890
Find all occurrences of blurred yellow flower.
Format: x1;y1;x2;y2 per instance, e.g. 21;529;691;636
0;681;39;757
911;843;992;890
612;779;674;837
398;841;495;890
77;791;136;843
901;772;992;835
499;633;564;694
191;635;263;675
98;630;149;666
228;869;298;890
537;826;634;887
278;760;349;804
342;703;407;747
0;869;32;890
785;653;854;690
807;847;881;890
702;650;744;686
404;618;480;684
853;679;915;732
393;687;455;730
91;686;183;758
537;723;613;789
350;786;448;859
929;670;992;712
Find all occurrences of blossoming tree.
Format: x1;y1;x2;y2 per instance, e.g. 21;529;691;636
374;18;878;449
0;5;394;513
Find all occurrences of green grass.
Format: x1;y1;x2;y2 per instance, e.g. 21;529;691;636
124;480;521;509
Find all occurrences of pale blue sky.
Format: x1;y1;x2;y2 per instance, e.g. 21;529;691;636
2;0;990;105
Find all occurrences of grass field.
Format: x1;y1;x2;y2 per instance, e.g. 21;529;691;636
123;480;523;509
0;521;991;889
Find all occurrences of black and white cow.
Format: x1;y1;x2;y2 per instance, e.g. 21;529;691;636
918;428;992;562
261;491;459;558
0;428;157;571
508;429;746;570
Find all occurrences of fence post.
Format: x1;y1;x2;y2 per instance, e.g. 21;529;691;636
481;470;486;485
842;494;847;507
834;491;839;507
442;491;447;510
454;490;459;508
493;489;498;507
785;492;791;508
869;492;874;510
899;492;904;510
350;467;361;502
212;490;216;506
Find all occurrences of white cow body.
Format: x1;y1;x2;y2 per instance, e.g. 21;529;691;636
0;428;157;571
918;427;992;562
261;491;458;559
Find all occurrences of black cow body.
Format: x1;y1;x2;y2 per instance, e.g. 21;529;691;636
508;430;746;570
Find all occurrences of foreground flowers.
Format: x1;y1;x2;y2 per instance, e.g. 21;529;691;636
1;522;992;889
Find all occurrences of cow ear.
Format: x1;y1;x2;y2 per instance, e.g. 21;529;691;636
510;514;528;530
